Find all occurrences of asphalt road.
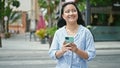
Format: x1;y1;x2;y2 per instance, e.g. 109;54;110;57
0;33;120;68
0;49;56;68
0;49;120;68
89;54;120;68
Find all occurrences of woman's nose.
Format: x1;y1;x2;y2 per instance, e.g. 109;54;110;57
69;11;74;15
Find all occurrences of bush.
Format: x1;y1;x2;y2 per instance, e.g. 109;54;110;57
35;29;46;39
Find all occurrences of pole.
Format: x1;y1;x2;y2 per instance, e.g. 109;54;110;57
86;0;91;26
59;0;62;18
0;36;1;47
0;19;3;47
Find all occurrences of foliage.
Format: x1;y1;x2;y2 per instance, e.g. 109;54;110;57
38;0;59;13
4;32;11;38
4;0;20;18
35;29;46;39
12;0;20;8
0;0;20;33
90;0;112;6
38;0;60;27
46;26;57;37
38;0;113;17
9;11;21;23
0;0;5;19
77;2;86;12
76;0;112;11
77;0;112;6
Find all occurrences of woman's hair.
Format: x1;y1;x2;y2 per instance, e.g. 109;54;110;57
57;2;85;28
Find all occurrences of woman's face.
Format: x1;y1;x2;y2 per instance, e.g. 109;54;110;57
62;4;78;24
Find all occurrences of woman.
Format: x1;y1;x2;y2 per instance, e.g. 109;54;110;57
49;2;96;68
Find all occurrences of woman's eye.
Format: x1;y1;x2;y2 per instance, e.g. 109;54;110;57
65;10;70;13
71;9;77;12
64;9;77;13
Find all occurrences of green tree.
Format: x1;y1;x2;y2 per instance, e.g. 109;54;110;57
0;0;5;47
4;0;20;33
0;0;20;47
76;0;112;11
38;0;59;27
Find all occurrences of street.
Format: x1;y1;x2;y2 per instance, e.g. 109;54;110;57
0;49;56;68
89;54;120;68
0;33;120;68
0;49;120;68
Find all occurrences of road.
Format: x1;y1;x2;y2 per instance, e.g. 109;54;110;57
0;49;56;68
0;33;120;68
89;54;120;68
0;49;120;68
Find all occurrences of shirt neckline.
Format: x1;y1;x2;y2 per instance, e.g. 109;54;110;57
64;25;81;37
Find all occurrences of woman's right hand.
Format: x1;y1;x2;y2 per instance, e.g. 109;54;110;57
61;42;71;53
55;41;71;58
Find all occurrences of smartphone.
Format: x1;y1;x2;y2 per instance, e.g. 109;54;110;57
65;37;74;47
65;37;74;43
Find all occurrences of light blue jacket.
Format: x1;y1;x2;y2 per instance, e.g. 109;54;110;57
48;25;96;68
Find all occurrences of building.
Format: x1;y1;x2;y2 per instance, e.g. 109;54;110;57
9;0;39;33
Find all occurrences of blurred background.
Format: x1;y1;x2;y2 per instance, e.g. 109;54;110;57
0;0;120;43
0;0;120;68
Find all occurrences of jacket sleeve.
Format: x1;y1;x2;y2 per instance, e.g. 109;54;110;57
48;31;59;60
85;29;96;61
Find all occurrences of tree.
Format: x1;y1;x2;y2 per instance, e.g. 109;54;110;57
0;0;20;47
4;0;20;33
0;0;5;47
38;0;60;27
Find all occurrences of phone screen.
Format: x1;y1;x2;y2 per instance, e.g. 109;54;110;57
65;37;74;43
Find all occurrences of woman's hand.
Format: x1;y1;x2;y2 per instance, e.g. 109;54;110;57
61;42;71;53
62;42;78;53
69;43;78;52
69;43;89;59
55;41;72;58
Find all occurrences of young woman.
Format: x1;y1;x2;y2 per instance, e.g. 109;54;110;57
49;2;96;68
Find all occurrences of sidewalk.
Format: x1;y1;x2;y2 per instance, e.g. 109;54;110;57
95;41;120;50
95;41;120;55
1;33;120;50
1;33;49;50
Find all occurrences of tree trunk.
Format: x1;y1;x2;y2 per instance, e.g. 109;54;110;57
0;19;3;47
48;37;53;48
0;36;2;47
6;19;9;33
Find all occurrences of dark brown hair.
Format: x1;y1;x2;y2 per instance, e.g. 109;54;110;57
57;2;85;28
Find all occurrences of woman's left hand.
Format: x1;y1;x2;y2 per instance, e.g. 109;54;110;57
69;43;78;53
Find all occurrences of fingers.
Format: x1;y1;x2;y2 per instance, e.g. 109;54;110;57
62;42;77;52
63;41;66;45
68;43;78;52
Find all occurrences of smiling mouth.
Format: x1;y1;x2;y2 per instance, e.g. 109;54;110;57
68;16;75;19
